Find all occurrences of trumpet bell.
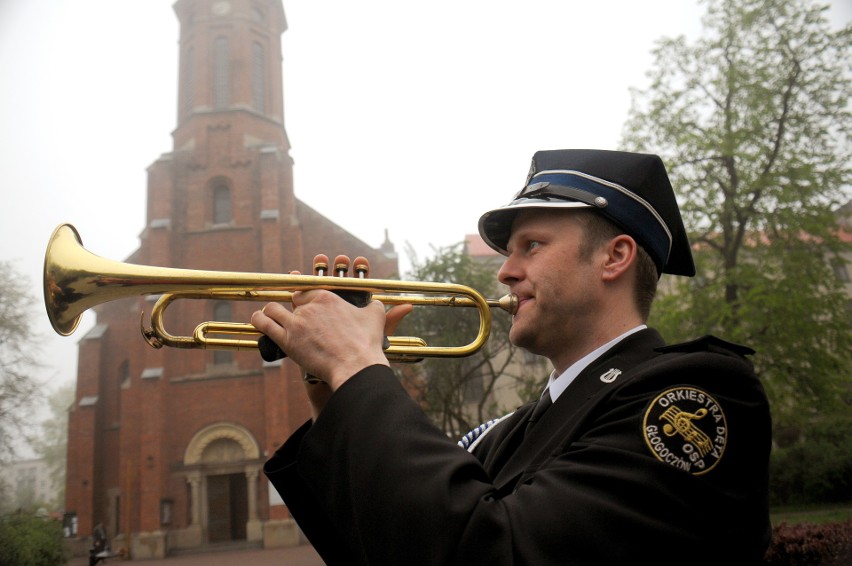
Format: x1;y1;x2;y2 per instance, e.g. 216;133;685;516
44;223;189;336
44;224;92;336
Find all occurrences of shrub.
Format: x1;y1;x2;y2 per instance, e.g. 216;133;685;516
769;417;852;506
764;521;852;565
0;512;69;566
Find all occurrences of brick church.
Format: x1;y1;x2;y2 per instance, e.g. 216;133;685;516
63;0;399;558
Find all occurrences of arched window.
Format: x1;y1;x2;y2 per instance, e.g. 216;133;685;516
213;184;231;225
117;360;130;425
214;36;230;109
119;360;131;389
213;303;232;365
251;42;265;113
182;46;195;118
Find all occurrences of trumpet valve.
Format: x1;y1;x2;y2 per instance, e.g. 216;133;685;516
333;254;351;277
313;254;330;277
353;256;369;279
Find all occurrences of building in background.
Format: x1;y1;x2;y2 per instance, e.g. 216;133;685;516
834;200;852;302
63;0;398;559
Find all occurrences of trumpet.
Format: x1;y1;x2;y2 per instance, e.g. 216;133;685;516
43;224;517;363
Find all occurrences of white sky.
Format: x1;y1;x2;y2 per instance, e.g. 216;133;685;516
0;1;849;414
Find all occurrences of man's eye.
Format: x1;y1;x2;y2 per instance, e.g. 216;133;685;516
528;240;541;251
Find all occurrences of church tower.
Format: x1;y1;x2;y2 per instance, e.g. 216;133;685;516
63;0;398;558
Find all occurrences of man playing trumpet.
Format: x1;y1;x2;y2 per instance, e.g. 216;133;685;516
252;149;772;564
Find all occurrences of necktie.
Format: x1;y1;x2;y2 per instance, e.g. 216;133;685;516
525;389;553;433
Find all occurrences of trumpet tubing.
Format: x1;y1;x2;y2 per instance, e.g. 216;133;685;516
43;223;516;362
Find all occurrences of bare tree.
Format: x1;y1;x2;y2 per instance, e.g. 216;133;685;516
395;243;546;437
31;382;74;510
0;260;44;463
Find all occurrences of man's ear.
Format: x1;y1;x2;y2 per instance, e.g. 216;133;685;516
601;235;637;282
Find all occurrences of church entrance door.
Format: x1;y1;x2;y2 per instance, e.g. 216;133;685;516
206;473;247;542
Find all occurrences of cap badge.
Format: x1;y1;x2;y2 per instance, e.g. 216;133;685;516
599;368;622;383
643;386;727;475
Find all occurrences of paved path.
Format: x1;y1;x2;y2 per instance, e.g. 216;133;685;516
67;544;324;566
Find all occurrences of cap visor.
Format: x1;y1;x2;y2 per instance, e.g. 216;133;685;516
478;200;592;254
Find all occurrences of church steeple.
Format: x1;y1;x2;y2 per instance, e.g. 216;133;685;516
141;0;299;275
173;0;287;130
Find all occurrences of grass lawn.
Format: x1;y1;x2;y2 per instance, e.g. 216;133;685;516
770;504;852;526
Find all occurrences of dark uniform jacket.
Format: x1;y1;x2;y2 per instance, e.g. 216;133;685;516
265;328;772;565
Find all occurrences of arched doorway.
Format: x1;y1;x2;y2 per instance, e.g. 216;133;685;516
182;423;263;546
202;439;249;542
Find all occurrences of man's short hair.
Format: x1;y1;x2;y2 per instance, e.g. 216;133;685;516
575;211;658;320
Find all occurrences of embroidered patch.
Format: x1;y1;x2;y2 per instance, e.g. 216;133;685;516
599;368;622;383
643;386;727;475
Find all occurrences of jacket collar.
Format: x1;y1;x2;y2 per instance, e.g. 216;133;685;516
490;328;666;489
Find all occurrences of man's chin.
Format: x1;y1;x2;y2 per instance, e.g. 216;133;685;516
509;326;536;352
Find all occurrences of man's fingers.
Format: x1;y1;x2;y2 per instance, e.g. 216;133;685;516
259;301;290;321
384;303;413;336
252;303;290;343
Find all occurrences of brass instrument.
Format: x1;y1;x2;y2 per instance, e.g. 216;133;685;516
44;223;517;362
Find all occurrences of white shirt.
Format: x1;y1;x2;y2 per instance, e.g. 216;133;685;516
544;325;646;403
458;325;646;452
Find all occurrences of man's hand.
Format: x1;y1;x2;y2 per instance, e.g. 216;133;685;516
250;255;413;418
252;291;389;388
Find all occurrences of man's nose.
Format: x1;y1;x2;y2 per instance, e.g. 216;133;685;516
497;255;521;286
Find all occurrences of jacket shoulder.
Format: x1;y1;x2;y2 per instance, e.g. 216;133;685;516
655;335;755;357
